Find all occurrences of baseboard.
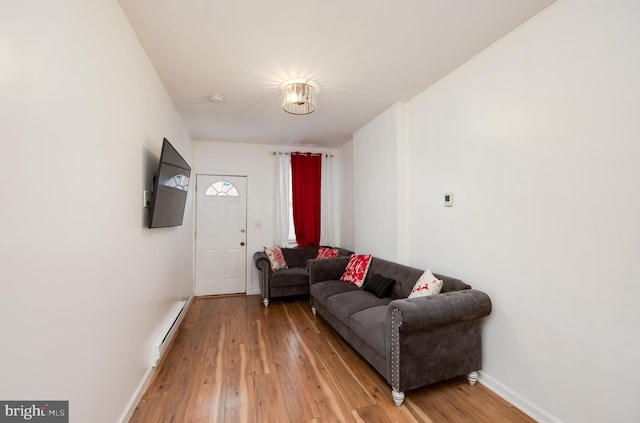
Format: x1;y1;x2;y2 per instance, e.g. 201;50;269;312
479;371;563;423
118;365;154;423
119;295;194;423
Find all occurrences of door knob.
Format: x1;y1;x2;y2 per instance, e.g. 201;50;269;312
240;242;245;246
240;229;245;233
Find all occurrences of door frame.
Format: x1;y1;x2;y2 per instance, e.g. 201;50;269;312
194;173;249;296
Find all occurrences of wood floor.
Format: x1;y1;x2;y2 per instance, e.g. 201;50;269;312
131;295;533;423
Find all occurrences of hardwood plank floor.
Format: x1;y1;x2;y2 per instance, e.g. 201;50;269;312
131;295;534;423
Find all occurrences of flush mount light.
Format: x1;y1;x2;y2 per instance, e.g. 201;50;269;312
281;79;318;115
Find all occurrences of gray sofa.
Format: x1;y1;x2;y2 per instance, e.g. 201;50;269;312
253;246;353;307
308;255;492;406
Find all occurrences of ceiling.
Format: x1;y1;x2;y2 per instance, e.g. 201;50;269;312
119;0;555;148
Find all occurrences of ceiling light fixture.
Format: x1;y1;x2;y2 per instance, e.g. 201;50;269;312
281;79;317;115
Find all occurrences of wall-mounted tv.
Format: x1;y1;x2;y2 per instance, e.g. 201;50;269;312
148;138;191;228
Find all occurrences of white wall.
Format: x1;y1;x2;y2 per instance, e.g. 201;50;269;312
337;141;355;251
193;141;343;294
354;1;639;422
353;103;409;260
0;1;193;422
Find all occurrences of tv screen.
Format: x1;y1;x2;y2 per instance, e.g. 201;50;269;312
148;138;191;228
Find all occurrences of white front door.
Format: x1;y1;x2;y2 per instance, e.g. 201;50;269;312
195;175;247;296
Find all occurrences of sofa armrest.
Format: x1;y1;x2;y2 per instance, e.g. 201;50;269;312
308;256;351;285
389;290;492;333
253;251;271;271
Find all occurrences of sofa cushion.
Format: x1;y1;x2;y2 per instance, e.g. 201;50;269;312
437;274;472;293
310;280;360;305
362;274;395;298
349;305;388;356
264;246;288;271
282;247;319;268
326;290;392;327
367;258;425;299
340;254;372;287
271;267;309;287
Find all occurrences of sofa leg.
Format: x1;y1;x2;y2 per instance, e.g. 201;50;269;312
311;306;316;316
391;389;405;406
467;371;479;386
262;298;269;308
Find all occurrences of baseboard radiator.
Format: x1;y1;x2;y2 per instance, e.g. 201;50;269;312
150;300;188;367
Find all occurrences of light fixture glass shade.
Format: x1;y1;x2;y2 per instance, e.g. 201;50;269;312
282;82;316;115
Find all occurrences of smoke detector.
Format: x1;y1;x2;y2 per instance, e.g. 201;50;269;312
209;94;225;104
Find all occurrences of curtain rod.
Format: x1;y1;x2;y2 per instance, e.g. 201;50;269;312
270;151;334;157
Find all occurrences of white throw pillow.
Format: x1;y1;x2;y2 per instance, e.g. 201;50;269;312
408;269;443;298
263;246;288;272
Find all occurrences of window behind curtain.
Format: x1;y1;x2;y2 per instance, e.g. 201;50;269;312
290;152;322;247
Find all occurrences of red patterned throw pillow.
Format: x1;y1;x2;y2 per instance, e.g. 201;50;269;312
340;254;372;287
263;246;288;272
408;269;443;298
316;247;339;259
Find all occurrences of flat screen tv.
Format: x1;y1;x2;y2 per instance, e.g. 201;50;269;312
148;138;191;228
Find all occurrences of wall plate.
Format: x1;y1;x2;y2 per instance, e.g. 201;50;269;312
444;192;454;207
143;190;150;208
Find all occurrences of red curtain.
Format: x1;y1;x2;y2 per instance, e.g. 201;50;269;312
290;153;322;247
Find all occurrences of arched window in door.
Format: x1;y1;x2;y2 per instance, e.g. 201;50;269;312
205;180;239;196
162;174;190;190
